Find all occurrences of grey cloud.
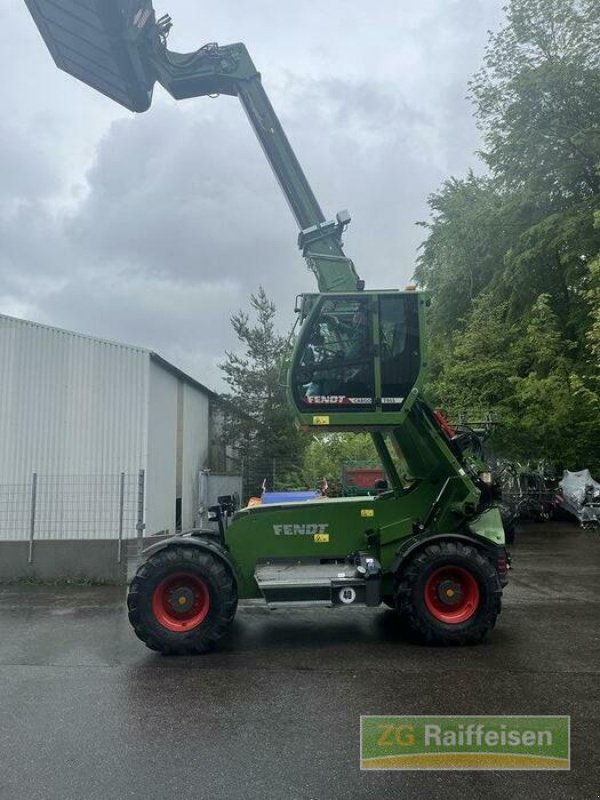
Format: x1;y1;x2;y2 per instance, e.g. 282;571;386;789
0;125;60;202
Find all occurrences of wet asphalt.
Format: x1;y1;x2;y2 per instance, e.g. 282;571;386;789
0;522;599;800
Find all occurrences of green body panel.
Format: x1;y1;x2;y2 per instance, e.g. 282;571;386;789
468;507;505;543
225;488;503;600
223;390;504;599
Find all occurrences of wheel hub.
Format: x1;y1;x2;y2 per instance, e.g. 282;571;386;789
167;585;195;614
424;566;480;624
152;572;211;632
436;579;463;606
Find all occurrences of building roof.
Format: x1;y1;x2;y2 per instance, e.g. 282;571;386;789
0;312;219;400
149;352;218;400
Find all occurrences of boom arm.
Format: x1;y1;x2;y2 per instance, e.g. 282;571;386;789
23;1;361;291
148;37;362;293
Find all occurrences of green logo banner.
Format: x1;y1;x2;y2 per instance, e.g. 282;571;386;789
360;715;570;770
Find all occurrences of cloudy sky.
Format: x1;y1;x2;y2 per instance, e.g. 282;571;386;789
2;0;504;390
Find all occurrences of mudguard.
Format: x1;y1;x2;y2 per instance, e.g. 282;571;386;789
141;530;240;590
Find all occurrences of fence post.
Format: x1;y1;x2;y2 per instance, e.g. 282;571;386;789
28;472;37;565
117;471;125;563
136;469;145;556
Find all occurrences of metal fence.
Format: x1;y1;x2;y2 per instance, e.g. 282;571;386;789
0;471;145;563
239;455;306;503
237;454;367;502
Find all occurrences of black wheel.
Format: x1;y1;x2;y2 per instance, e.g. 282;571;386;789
382;595;395;609
394;541;501;646
127;545;238;654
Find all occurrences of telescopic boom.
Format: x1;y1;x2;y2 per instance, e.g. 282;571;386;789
24;0;361;293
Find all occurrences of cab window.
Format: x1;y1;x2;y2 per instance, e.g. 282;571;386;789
379;295;420;410
295;297;374;410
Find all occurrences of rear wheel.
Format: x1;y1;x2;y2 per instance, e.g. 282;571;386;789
127;545;237;654
395;541;501;645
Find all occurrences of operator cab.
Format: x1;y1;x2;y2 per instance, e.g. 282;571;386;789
290;291;427;426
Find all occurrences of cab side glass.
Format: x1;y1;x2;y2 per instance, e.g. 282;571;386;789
294;297;375;410
379;294;420;410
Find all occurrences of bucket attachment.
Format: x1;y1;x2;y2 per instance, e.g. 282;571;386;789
24;0;156;111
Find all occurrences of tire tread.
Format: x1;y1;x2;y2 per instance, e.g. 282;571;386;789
127;545;237;655
395;540;501;646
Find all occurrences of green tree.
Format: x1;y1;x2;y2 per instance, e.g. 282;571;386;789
470;0;600;198
429;292;600;471
219;287;306;497
415;175;541;338
585;211;600;360
296;433;379;496
503;295;577;462
415;175;506;336
428;293;517;414
417;0;600;472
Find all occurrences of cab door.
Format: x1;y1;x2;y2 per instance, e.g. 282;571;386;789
292;295;376;413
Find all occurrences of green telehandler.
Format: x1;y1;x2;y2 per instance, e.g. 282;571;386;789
25;0;509;652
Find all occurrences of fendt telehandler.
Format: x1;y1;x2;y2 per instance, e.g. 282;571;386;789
25;0;509;652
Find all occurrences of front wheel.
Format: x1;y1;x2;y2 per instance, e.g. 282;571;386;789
127;545;237;654
395;541;501;645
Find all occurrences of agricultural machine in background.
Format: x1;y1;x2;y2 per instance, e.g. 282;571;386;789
342;463;387;496
25;0;509;653
495;462;558;523
557;469;600;528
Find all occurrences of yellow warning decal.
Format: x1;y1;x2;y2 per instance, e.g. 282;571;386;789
313;415;330;425
361;509;375;518
314;533;330;543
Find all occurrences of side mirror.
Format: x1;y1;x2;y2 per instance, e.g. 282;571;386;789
217;495;238;515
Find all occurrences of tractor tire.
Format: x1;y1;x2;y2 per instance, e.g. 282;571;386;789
394;541;501;646
127;545;237;655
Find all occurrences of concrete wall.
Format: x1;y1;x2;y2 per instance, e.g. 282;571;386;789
0;540;132;584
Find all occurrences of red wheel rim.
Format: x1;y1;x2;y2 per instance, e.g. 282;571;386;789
152;573;210;632
424;566;480;624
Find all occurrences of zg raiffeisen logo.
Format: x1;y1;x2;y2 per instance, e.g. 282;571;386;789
360;716;570;770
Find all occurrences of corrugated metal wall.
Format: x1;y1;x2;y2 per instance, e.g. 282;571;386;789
0;314;215;541
181;383;210;529
144;364;211;535
145;361;178;536
0;315;148;482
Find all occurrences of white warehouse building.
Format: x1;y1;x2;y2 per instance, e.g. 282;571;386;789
0;313;237;581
